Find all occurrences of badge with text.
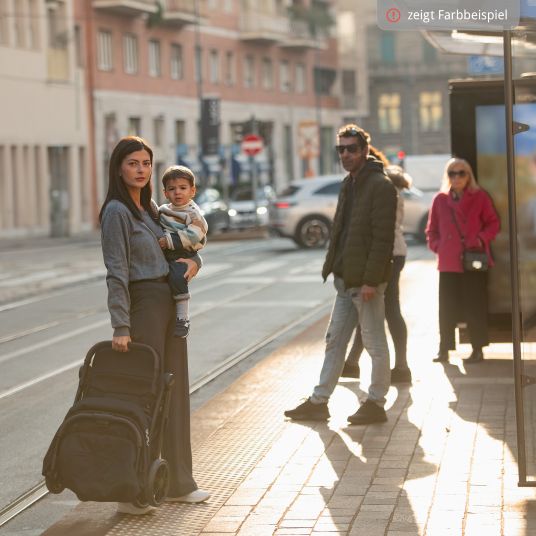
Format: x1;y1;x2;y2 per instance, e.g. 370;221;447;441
378;0;520;30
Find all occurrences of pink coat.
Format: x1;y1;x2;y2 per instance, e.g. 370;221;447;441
426;188;500;273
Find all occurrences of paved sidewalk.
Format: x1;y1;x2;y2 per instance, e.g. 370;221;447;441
42;259;536;536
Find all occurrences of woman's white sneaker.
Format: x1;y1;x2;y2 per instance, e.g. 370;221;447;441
117;502;157;515
166;489;210;503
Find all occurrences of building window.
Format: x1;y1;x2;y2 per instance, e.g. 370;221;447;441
28;0;39;49
209;49;219;84
279;60;290;92
170;44;183;80
128;117;141;137
295;63;306;94
154;117;165;147
342;69;356;108
224;51;235;85
175;120;186;145
148;39;161;77
380;32;395;64
420;91;443;131
262;58;273;90
97;30;113;71
14;0;25;47
74;25;84;67
47;0;67;49
244;55;254;88
195;46;203;83
378;93;401;133
123;34;138;75
0;0;9;45
314;67;336;96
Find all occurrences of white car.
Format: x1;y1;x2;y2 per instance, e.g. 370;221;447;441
228;185;276;229
269;174;433;248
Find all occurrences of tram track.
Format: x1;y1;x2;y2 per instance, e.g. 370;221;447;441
0;300;331;529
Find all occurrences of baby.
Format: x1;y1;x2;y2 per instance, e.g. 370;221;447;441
158;165;208;338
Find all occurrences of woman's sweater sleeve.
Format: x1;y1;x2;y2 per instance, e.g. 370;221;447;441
101;208;132;337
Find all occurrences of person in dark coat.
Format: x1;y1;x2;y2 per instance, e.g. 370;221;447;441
284;124;397;425
342;163;412;384
426;157;500;364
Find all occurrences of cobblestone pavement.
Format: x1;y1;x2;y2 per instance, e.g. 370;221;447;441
43;259;536;536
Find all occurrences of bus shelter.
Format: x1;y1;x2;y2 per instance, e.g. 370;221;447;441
425;4;536;485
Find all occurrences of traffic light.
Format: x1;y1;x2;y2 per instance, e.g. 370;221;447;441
397;150;406;168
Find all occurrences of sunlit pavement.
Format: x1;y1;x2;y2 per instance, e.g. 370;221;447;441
42;257;536;536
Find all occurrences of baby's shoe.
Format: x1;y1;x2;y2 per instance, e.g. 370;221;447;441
174;319;190;338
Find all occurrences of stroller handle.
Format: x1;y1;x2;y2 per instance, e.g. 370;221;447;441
83;340;161;368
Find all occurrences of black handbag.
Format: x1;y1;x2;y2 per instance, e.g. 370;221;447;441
449;206;489;272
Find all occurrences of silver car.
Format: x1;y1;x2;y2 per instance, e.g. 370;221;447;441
269;174;433;249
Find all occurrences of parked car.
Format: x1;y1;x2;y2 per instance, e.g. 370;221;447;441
269;174;432;249
228;185;276;229
194;187;230;235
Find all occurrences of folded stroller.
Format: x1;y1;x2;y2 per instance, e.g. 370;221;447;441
42;341;174;507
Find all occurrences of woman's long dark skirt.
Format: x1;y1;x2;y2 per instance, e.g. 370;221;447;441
439;271;489;352
129;280;197;497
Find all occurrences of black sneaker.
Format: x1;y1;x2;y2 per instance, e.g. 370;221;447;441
347;399;387;425
465;349;484;364
390;367;412;384
341;361;360;379
174;319;190;338
284;398;330;421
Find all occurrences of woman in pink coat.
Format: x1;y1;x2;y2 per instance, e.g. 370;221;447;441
426;158;500;364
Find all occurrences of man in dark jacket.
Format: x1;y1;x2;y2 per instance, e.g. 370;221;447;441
285;124;397;424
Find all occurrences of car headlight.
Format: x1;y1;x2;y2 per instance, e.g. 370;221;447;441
256;206;268;215
228;209;237;217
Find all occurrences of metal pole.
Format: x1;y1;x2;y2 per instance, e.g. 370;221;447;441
503;29;528;486
194;0;204;184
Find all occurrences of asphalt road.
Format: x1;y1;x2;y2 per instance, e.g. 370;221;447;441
0;236;433;534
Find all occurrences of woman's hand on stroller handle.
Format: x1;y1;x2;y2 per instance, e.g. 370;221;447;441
112;335;131;352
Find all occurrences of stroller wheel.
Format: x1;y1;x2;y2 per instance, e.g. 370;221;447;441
147;459;169;507
45;474;65;494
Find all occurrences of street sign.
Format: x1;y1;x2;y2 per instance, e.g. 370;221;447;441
241;134;264;156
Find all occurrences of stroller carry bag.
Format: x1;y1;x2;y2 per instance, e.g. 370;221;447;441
42;341;174;506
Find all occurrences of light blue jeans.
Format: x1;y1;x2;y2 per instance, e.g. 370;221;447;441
311;277;390;407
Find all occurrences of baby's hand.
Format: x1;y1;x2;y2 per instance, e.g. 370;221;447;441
158;237;168;249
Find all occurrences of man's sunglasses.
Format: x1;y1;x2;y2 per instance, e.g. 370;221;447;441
447;169;467;178
335;144;360;155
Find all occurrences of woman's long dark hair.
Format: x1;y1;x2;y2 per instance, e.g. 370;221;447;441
99;136;157;223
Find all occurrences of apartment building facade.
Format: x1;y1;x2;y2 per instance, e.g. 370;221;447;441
0;0;91;238
74;0;343;209
362;24;469;157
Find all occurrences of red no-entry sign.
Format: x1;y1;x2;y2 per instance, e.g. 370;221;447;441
241;134;264;156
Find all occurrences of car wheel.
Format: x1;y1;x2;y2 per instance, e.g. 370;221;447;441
295;216;331;249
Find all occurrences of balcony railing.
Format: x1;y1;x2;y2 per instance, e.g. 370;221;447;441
47;48;69;81
239;11;290;44
280;19;328;50
162;0;205;26
92;0;158;16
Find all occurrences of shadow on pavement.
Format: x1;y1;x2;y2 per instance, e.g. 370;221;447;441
440;359;536;535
